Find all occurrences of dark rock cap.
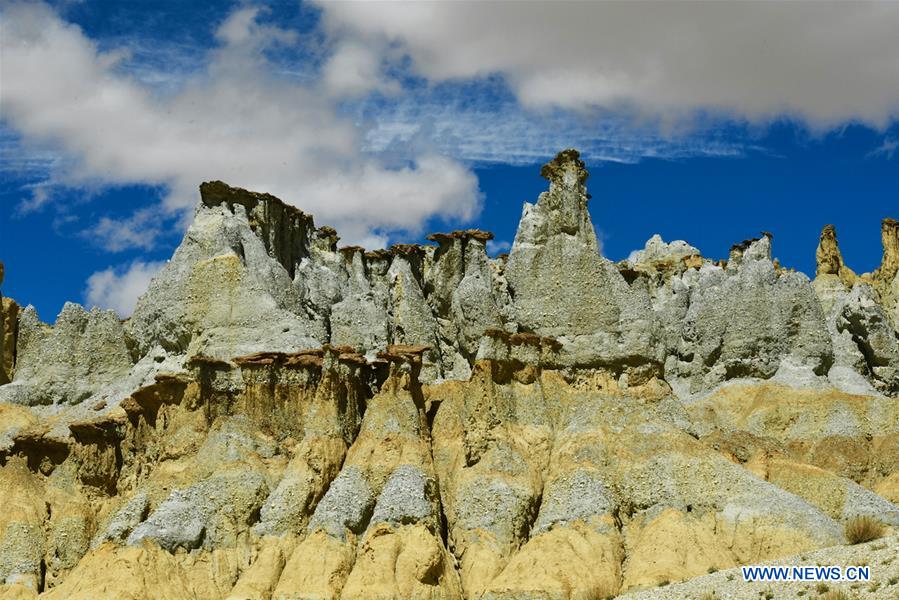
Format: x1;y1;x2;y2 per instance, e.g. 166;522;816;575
426;229;495;244
199;181;314;226
540;148;588;186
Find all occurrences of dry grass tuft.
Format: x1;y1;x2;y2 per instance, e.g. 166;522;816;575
843;515;885;545
820;590;851;600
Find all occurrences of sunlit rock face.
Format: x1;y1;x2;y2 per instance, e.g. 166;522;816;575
504;150;664;380
0;263;19;386
1;150;898;600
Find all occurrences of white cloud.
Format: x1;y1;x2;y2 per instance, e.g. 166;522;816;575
7;0;897;272
486;239;510;256
317;1;899;128
85;260;166;317
214;6;294;47
0;2;481;249
323;41;399;98
83;207;165;252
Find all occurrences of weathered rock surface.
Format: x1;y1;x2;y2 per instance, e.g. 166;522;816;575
1;149;898;599
872;218;899;333
0;263;8;385
1;303;133;406
127;184;328;361
814;224;899;395
505;150;662;376
0;296;19;386
816;223;857;287
620;533;899;600
644;234;834;396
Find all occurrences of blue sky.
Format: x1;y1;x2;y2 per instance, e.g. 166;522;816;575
1;1;897;320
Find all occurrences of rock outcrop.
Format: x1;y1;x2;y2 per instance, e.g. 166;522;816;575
872;217;899;331
505;150;662;376
875;218;899;285
816;224;856;287
2;303;133;406
127;183;328;361
1;149;898;599
813;223;899;395
0;263;19;386
657;234;833;395
1;297;19;386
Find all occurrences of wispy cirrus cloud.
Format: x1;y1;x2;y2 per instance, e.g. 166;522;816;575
867;137;898;160
356;86;758;166
0;127;62;183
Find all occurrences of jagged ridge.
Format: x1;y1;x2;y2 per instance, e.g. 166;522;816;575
1;150;898;599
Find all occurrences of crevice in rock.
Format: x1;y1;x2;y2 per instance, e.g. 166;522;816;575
425;398;441;437
436;492;450;551
38;558;46;593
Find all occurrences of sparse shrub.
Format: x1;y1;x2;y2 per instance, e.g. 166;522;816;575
707;566;718;574
819;590;851;600
844;515;884;544
816;582;830;593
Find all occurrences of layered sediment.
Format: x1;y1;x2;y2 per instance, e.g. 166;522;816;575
1;150;898;599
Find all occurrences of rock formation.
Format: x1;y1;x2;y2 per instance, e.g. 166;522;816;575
128;183;328;360
875;218;899;284
873;217;899;331
816;224;857;287
813;223;899;396
504;150;661;378
1;149;898;599
0;263;18;386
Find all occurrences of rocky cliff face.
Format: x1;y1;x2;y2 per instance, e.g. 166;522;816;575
0;263;18;386
1;150;898;599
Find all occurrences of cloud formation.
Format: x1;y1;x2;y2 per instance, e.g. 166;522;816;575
0;2;480;247
83;207;166;253
85;260;165;317
358;90;755;166
319;1;899;128
485;239;511;256
4;0;899;267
